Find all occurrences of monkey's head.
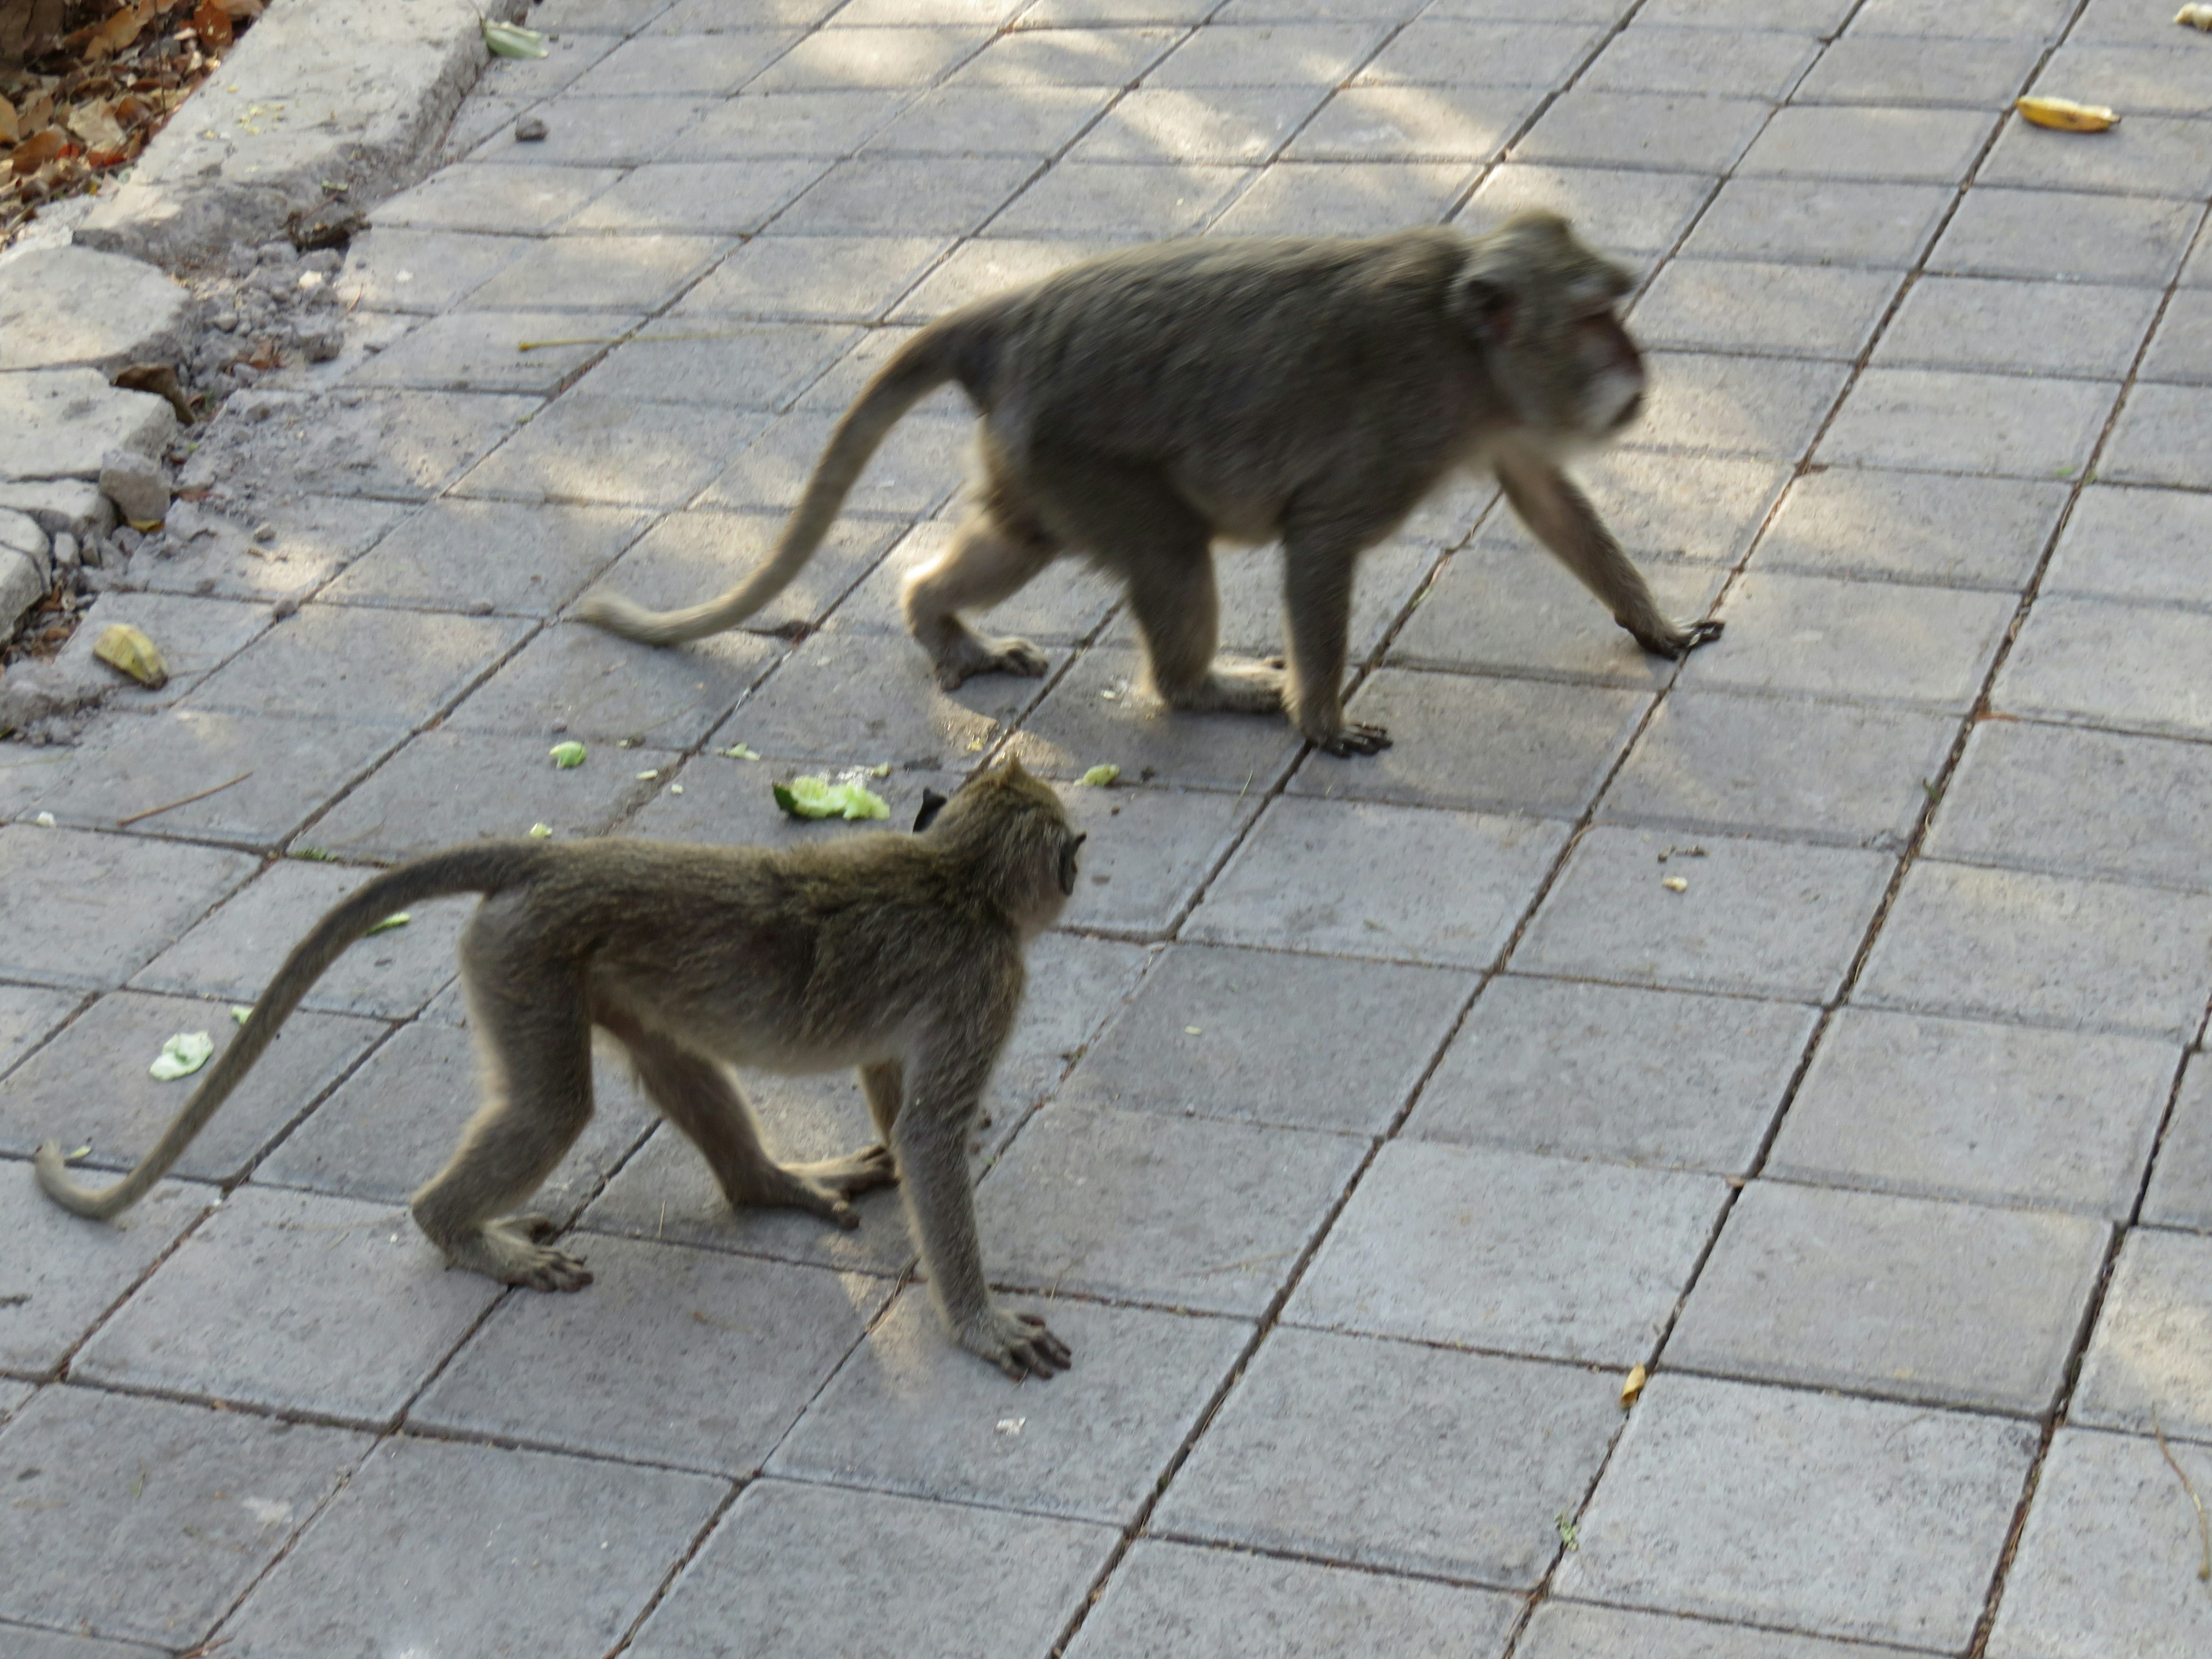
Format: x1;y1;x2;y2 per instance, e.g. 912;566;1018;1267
925;758;1086;932
1452;211;1645;450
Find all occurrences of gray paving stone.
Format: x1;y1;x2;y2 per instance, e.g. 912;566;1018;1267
1930;187;2200;285
752;24;988;91
1633;351;1851;459
1997;596;2212;741
469;93;715;169
325;500;650;617
457;394;770;508
1628;258;1901;359
219;1434;726;1659
665;88;908;159
1054;781;1264;941
1603;690;1956;849
568;162;828;236
1285;84;1530;163
0;1387;367;1649
2071;0;2202;41
675;234;951;321
571;27;801;96
624;754;966;847
1981;113;2212;202
1644;0;1849;22
879;83;1122;155
575;320;858;412
1517;827;1893;1002
991;160;1252;237
1818;368;2118;479
1859;862;2212;1040
894;235;1138;319
1853;0;2072;32
1745;104;1995;185
344;308;647;395
1794;32;2043;106
1514;90;1774;174
1006;646;1306;793
777;154;1039;236
411;1236;891;1474
2145;1054;2212;1232
475;20;623;96
373;163;624;234
1986;1426;2212;1659
630;1479;1115;1659
74;1185;502;1424
1210;160;1476;237
0;370;173;486
132;493;402;608
951;21;1185;83
2074;1228;2212;1443
303;729;681;862
1149;21;1388;86
703;409;969;518
0;988;380;1184
1153;1327;1620;1586
1679;177;1952;267
1583;23;1817;98
1877;276;2162;380
1188;797;1569;968
1100;533;1436;657
1065;1539;1521;1659
835;518;1122;645
0;827;254;989
0;1626;167;1659
0;247;189;376
1672;1181;2106;1413
590;517;896;644
1461;162;1715;256
0;1173;204;1377
2140;289;2212;386
1555;1373;2037;1650
1931;721;2212;892
448;622;777;748
43;592;269;717
336;227;533;312
1772;1009;2176;1219
181;389;546;503
254;1019;656;1225
1354;19;1593;87
0;983;76;1081
1520;1601;1906;1659
1289;1140;1725;1362
187;601;527;729
771;1288;1251;1524
1756;467;2067;589
1407;975;1816;1173
1478;449;1794;567
2101;383;2212;490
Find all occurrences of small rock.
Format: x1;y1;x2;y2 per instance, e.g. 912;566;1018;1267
302;249;343;275
270;594;301;620
112;526;143;558
0;658;108;731
253;521;277;544
0;507;48;580
297;322;344;363
1;548;44;640
52;533;80;572
99;449;171;528
0;479;115;540
212;311;238;332
256;241;296;266
516;116;549;142
226;247;257;278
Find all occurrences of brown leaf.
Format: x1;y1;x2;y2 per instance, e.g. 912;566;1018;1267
9;128;70;176
189;0;230;48
65;99;124;153
217;0;264;17
0;95;18;147
89;2;158;62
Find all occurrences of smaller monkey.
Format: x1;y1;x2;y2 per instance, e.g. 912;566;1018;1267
36;760;1086;1380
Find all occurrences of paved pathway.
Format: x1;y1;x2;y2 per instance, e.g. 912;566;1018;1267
6;0;2212;1653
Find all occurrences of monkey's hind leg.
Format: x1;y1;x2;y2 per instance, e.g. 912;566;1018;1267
900;502;1058;691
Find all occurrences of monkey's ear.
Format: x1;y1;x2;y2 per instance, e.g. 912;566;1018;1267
1056;832;1086;896
1452;271;1516;347
913;789;949;833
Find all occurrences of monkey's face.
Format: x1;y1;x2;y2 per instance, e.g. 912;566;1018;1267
1457;215;1647;451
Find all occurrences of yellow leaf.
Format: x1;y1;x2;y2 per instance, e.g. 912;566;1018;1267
93;623;169;688
1620;1363;1647;1408
2016;96;2119;132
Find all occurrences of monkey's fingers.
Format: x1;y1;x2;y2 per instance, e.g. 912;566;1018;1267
1018;1314;1074;1373
1319;722;1392;757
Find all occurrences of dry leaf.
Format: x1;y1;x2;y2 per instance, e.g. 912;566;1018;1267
65;99;124;153
1620;1363;1648;1407
0;94;18;147
10;128;71;176
190;0;232;48
93;623;169;687
2016;96;2119;132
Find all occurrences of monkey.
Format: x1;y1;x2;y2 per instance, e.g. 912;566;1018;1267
35;759;1086;1380
578;212;1719;757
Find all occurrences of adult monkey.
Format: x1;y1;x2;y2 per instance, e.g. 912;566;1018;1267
36;760;1085;1380
579;212;1719;756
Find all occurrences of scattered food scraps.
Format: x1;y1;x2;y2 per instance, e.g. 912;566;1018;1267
721;743;760;760
364;912;409;935
548;740;587;769
528;823;554;839
230;1006;252;1025
1080;764;1121;787
1621;1363;1647;1407
1555;1512;1580;1551
1184;1025;1202;1036
92;623;168;688
149;1031;213;1081
2016;96;2119;132
2179;4;2212;29
483;20;548;58
995;1417;1025;1435
1662;876;1689;893
773;776;891;821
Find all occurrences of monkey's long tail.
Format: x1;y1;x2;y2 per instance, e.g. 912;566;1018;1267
34;843;543;1222
574;318;972;647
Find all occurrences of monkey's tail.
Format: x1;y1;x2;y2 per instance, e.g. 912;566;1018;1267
34;843;543;1222
575;318;975;647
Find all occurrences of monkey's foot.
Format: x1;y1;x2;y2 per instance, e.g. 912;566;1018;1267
959;1305;1073;1380
929;630;1050;690
1306;720;1392;757
1158;656;1287;717
1631;616;1725;659
755;1143;899;1230
447;1219;594;1292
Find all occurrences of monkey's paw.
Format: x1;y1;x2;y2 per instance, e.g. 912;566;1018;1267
1311;721;1392;757
1634;617;1725;659
471;1220;594;1291
932;634;1050;690
777;1143;899;1229
960;1306;1073;1380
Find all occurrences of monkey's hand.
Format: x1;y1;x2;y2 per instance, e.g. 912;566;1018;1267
960;1305;1072;1380
1631;616;1724;660
1312;721;1392;757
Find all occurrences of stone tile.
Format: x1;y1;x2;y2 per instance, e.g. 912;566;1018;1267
1153;1328;1620;1586
219;1435;726;1659
1741;105;1996;184
1286;670;1648;817
1857;861;2212;1041
372;164;623;234
0;1387;366;1649
1005;647;1305;793
623;754;965;848
0;827;253;988
1684;571;2016;711
588;514;895;642
1461;162;1715;256
1056;781;1266;941
74;1185;502;1424
1981;113;2212;202
1794;33;2043;105
1209;161;1475;237
1188;798;1570;969
1517;827;1893;1002
1407;975;1816;1174
2141;289;2212;385
893;235;1137;319
474;21;623;97
991;161;1251;237
1604;690;1955;850
0;983;76;1080
1356;20;1597;88
187;603;528;729
254;1020;656;1226
1285;84;1532;163
343;308;647;395
1997;597;2212;741
1876;277;2162;380
1290;1141;1726;1362
978;1101;1363;1314
1774;1009;2175;1219
335;226;532;314
575;320;858;410
776;154;1039;236
28;711;400;849
1066;1540;1522;1659
457;393;770;507
1681;176;1954;267
132;859;467;1019
1642;0;1850;22
630;1480;1115;1659
1513;91;1774;174
675;234;950;320
0;988;380;1180
1933;721;2212;892
570;28;799;96
1852;0;2073;32
2074;1229;2212;1442
1149;22;1388;86
39;592;270;718
1986;1426;2212;1659
1628;258;1901;358
2145;1055;2212;1232
834;518;1122;645
1676;1181;2106;1413
949;24;1185;86
132;494;403;608
770;1289;1251;1524
448;622;777;748
469;93;713;168
1930;187;2199;285
2101;383;2212;490
665;88;909;160
0;1627;168;1659
304;730;681;862
750;24;988;92
1480;450;1794;567
1556;1374;2037;1651
0;1175;206;1376
876;83;1122;156
1757;468;2067;589
325;500;649;618
1583;24;1819;98
1099;535;1437;657
1631;351;1851;459
1062;943;1471;1136
411;1237;891;1474
2072;0;2204;41
566;161;828;236
1819;368;2116;479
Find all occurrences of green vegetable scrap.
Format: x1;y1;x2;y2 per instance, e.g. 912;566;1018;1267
772;775;891;821
721;743;760;760
149;1032;214;1081
528;823;555;839
549;741;588;769
230;1006;253;1025
1080;764;1121;787
365;913;410;936
484;21;550;59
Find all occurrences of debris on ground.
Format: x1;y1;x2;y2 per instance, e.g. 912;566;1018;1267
773;775;891;821
2014;95;2119;131
90;618;163;684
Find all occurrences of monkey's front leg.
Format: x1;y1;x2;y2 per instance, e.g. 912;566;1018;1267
1492;448;1723;660
1282;538;1390;756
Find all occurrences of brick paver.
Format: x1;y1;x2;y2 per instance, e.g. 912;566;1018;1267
5;0;2211;1652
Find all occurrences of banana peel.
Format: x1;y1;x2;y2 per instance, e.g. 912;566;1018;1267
93;623;169;688
2016;96;2120;132
2178;6;2212;32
